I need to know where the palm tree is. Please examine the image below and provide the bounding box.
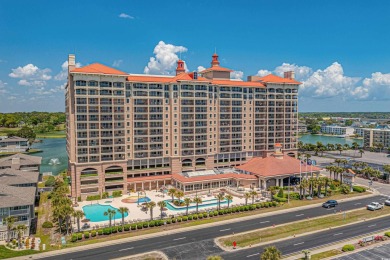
[225,194,233,208]
[250,190,257,204]
[336,144,343,155]
[168,188,176,202]
[359,149,364,158]
[147,201,156,220]
[3,216,16,242]
[317,177,325,197]
[216,193,225,210]
[301,179,309,199]
[323,177,330,196]
[175,190,184,205]
[157,201,166,219]
[334,166,344,183]
[384,165,390,182]
[183,198,192,215]
[193,197,202,213]
[334,158,342,167]
[261,246,282,260]
[118,207,129,226]
[74,210,84,232]
[104,209,116,227]
[16,224,27,249]
[244,192,251,205]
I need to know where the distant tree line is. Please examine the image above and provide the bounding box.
[299,112,390,120]
[0,112,65,133]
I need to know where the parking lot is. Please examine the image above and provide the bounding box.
[334,243,390,260]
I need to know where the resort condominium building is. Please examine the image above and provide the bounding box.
[363,128,390,148]
[66,53,300,199]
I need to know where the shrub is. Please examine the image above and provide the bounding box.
[142,222,149,228]
[198,213,203,219]
[272,201,277,207]
[193,215,198,220]
[77,233,83,240]
[112,190,122,198]
[289,192,300,200]
[272,195,287,203]
[182,216,188,221]
[342,244,355,252]
[244,206,250,211]
[111,226,118,233]
[137,224,143,229]
[118,226,123,232]
[188,215,193,220]
[385,231,390,237]
[42,221,53,228]
[213,210,219,215]
[123,224,130,231]
[103,228,111,235]
[130,224,136,230]
[77,196,82,202]
[71,234,78,242]
[44,176,56,187]
[250,205,256,210]
[102,192,109,199]
[218,210,224,215]
[166,219,172,224]
[256,204,261,209]
[340,184,350,194]
[203,213,208,218]
[149,221,155,227]
[98,229,103,235]
[277,188,284,198]
[177,217,182,222]
[353,186,366,193]
[171,218,176,223]
[86,195,101,201]
[209,212,214,217]
[91,230,96,237]
[84,232,90,239]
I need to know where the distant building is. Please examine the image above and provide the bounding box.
[0,154,41,241]
[363,129,390,148]
[298,122,307,133]
[354,128,365,137]
[321,125,354,136]
[0,136,29,153]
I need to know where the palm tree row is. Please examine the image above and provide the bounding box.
[298,176,331,199]
[298,141,363,157]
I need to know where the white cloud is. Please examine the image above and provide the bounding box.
[274,63,312,81]
[144,41,188,75]
[351,72,390,100]
[54,60,81,81]
[301,62,360,98]
[256,69,272,77]
[119,13,134,19]
[112,60,123,67]
[231,70,244,80]
[9,63,52,86]
[0,80,8,94]
[7,96,16,100]
[197,66,206,72]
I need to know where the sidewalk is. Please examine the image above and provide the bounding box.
[9,192,377,260]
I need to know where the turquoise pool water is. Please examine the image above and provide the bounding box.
[165,198,232,211]
[137,197,151,203]
[82,204,128,222]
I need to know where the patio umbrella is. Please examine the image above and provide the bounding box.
[81,219,90,223]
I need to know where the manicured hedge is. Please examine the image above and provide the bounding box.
[112,190,122,198]
[353,186,366,193]
[71,234,78,242]
[98,229,103,235]
[342,244,355,252]
[84,232,90,239]
[86,195,101,201]
[384,231,390,237]
[42,221,53,228]
[91,230,96,237]
[77,233,83,240]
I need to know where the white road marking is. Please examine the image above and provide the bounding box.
[246,253,260,258]
[173,237,186,241]
[368,224,376,227]
[294,242,304,246]
[295,214,304,217]
[354,203,362,205]
[334,233,343,236]
[259,221,270,224]
[118,247,134,251]
[220,228,231,232]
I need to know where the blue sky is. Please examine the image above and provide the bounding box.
[1,0,390,112]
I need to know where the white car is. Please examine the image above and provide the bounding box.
[385,199,390,206]
[367,202,384,211]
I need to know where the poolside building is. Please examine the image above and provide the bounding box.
[66,53,301,199]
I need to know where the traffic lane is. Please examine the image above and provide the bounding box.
[222,214,390,260]
[334,243,390,260]
[39,195,384,260]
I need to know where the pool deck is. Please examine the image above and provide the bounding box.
[73,190,263,230]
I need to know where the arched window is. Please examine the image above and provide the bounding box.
[105,165,123,174]
[182,159,192,167]
[195,158,206,166]
[75,80,86,86]
[80,168,98,177]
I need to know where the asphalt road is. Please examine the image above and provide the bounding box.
[35,195,384,260]
[222,213,390,260]
[334,242,390,260]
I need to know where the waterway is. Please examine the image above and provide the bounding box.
[29,135,363,176]
[31,138,67,175]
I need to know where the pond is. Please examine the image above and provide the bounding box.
[31,138,67,175]
[299,134,363,146]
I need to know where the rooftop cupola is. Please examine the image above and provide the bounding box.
[211,53,220,66]
[176,59,185,75]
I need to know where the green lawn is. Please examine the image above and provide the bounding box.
[310,249,342,260]
[36,131,65,138]
[0,246,39,259]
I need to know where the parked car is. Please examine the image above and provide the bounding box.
[322,200,338,208]
[367,202,384,211]
[384,199,390,206]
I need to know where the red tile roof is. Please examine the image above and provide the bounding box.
[127,75,174,83]
[236,155,321,177]
[200,66,233,73]
[172,173,257,183]
[71,63,127,75]
[258,74,301,84]
[127,175,172,182]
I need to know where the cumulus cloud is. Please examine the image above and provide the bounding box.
[144,41,188,75]
[351,72,390,100]
[9,63,52,86]
[112,60,123,67]
[197,66,206,72]
[256,69,272,77]
[274,63,312,81]
[301,62,360,98]
[119,13,134,19]
[231,70,244,80]
[54,60,81,81]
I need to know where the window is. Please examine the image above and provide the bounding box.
[75,80,86,86]
[88,81,98,86]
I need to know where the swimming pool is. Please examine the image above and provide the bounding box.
[137,197,151,203]
[164,198,232,211]
[82,204,128,222]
